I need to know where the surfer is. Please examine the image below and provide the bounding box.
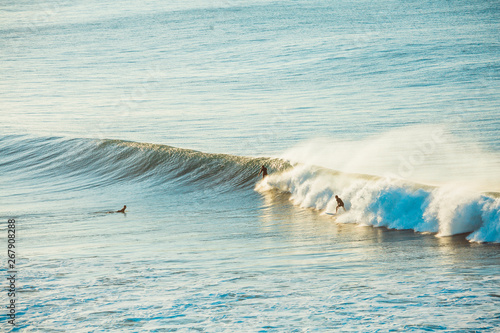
[258,165,268,179]
[335,195,346,213]
[116,205,127,213]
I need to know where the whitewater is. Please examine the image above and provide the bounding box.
[257,125,500,244]
[257,165,500,243]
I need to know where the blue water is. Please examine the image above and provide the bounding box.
[1,0,500,331]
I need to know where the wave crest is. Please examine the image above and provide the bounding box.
[1,135,291,191]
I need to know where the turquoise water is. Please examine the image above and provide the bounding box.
[1,0,499,331]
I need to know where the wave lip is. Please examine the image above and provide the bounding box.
[256,164,500,243]
[0,135,291,192]
[95,139,291,191]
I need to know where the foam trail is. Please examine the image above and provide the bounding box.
[256,164,500,243]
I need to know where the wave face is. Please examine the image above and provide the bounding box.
[1,135,290,192]
[256,164,500,243]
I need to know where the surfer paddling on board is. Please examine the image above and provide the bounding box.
[258,165,268,179]
[335,195,346,214]
[116,205,126,213]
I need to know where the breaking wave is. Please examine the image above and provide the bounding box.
[256,164,500,243]
[2,134,499,243]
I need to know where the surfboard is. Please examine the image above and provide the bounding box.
[326,211,346,216]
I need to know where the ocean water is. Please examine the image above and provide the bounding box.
[1,0,500,331]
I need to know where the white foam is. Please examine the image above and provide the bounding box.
[256,164,500,243]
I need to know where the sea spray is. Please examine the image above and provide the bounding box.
[280,125,500,193]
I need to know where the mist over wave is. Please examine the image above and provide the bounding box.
[280,125,500,193]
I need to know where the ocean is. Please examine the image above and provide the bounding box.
[1,0,499,331]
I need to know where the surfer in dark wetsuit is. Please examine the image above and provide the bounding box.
[258,165,268,179]
[335,195,346,213]
[116,205,126,213]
